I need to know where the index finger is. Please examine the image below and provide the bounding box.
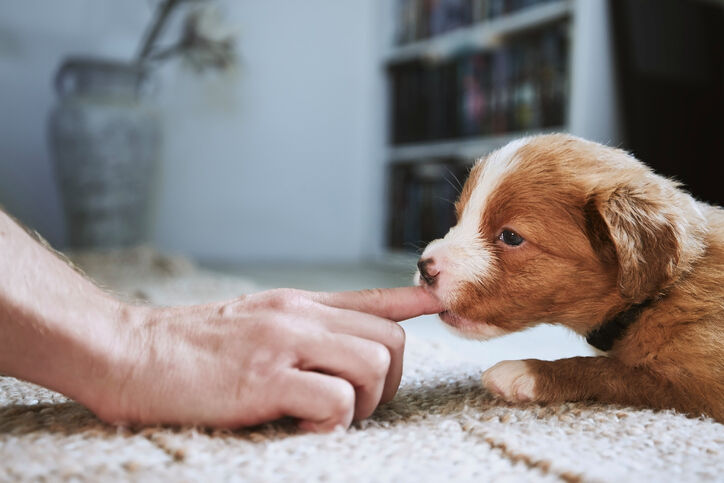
[311,286,443,322]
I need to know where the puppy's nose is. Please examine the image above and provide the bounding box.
[417,257,439,286]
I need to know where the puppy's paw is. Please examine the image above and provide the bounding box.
[482,360,537,403]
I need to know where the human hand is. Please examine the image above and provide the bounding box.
[92,287,442,432]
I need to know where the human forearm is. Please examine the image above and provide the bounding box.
[0,210,137,410]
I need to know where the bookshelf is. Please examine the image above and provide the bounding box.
[378,0,620,260]
[385,0,572,63]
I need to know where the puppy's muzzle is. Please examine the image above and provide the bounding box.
[417,257,439,286]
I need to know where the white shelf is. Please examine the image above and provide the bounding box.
[385,0,573,64]
[388,126,567,162]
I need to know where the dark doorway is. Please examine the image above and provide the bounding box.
[611,0,724,206]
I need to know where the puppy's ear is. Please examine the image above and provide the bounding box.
[586,185,689,301]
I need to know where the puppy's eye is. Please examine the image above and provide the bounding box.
[498,229,524,246]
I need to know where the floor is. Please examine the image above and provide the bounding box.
[203,261,594,370]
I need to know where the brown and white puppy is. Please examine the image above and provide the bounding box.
[415,133,724,422]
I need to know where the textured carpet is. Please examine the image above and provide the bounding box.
[1,249,722,482]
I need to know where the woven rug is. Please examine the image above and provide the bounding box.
[1,249,722,482]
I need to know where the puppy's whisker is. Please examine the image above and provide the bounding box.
[434,196,456,207]
[447,167,464,190]
[403,241,425,253]
[443,169,463,193]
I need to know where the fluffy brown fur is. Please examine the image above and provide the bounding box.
[416,134,724,422]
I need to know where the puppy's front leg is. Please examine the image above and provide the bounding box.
[482,357,683,410]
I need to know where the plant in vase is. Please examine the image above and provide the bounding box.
[49,0,236,249]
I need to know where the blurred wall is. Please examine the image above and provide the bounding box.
[0,1,382,262]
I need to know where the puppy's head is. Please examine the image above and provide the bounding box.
[415,134,706,338]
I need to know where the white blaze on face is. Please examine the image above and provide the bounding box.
[419,138,529,306]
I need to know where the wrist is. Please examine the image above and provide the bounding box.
[72,300,151,421]
[0,288,148,419]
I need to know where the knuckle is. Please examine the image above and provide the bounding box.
[253,288,306,311]
[387,323,406,353]
[266,289,295,310]
[328,381,355,423]
[217,295,249,316]
[367,344,392,378]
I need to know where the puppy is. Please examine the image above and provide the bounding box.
[415,133,724,422]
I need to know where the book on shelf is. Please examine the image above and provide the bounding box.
[389,21,568,145]
[387,159,472,251]
[394,0,561,46]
